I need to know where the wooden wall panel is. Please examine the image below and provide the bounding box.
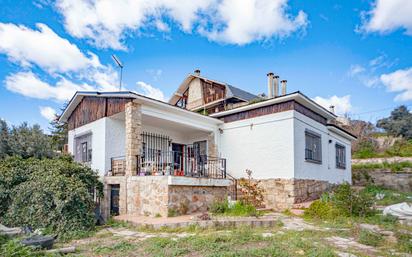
[107,98,131,117]
[202,81,226,104]
[219,100,327,125]
[68,97,132,130]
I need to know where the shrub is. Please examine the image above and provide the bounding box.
[238,169,265,207]
[331,183,374,217]
[304,200,337,220]
[358,229,383,247]
[0,239,38,257]
[0,156,103,237]
[167,208,178,217]
[210,199,229,214]
[210,200,259,217]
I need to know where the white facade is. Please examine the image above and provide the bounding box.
[66,92,354,184]
[218,110,352,183]
[293,111,352,184]
[219,111,295,179]
[68,118,107,176]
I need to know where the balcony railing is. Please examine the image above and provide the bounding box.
[109,151,226,179]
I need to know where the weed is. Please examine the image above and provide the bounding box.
[94,241,137,254]
[396,232,412,253]
[167,208,178,217]
[358,229,383,247]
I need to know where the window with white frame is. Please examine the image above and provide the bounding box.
[335,143,346,169]
[305,130,322,163]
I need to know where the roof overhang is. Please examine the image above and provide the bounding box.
[210,91,337,121]
[59,91,223,126]
[327,124,357,141]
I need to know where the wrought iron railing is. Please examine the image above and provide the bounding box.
[109,151,226,179]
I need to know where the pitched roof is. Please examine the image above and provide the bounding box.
[168,73,257,104]
[226,84,258,101]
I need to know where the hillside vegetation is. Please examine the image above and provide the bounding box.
[342,105,412,159]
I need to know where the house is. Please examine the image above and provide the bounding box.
[59,70,356,218]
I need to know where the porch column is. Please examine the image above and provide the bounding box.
[207,132,218,157]
[125,100,142,176]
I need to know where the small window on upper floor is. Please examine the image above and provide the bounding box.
[305,130,322,163]
[335,143,346,169]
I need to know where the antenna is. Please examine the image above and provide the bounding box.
[111,54,124,91]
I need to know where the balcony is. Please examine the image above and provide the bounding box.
[108,150,226,179]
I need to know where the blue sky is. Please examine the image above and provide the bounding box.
[1,0,412,132]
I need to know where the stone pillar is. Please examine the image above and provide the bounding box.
[207,132,218,157]
[125,100,142,176]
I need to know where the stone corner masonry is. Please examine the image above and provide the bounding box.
[259,178,331,210]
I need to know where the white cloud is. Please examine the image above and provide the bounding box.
[5,71,95,102]
[56,0,307,49]
[0,23,99,73]
[348,63,380,88]
[360,0,412,35]
[380,67,412,101]
[136,81,166,101]
[348,64,365,77]
[39,106,57,121]
[0,23,120,101]
[200,0,308,44]
[313,95,352,116]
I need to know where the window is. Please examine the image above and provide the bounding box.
[74,133,92,164]
[335,144,346,169]
[81,142,88,162]
[305,130,322,163]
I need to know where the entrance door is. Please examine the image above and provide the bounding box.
[172,143,184,175]
[110,184,120,216]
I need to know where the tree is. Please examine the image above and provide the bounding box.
[7,122,54,159]
[0,120,10,159]
[50,117,68,152]
[0,156,103,237]
[377,105,412,139]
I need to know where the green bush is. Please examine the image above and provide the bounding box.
[303,200,337,220]
[331,183,374,217]
[358,229,383,247]
[353,141,378,159]
[0,156,103,237]
[210,200,229,214]
[0,239,38,257]
[210,200,259,217]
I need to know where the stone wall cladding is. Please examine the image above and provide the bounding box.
[259,178,330,210]
[125,100,142,176]
[128,176,169,217]
[168,186,227,215]
[110,176,229,217]
[207,132,218,157]
[353,170,412,192]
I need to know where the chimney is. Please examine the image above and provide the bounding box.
[281,80,287,95]
[194,69,201,76]
[329,105,335,114]
[267,72,274,98]
[273,75,279,97]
